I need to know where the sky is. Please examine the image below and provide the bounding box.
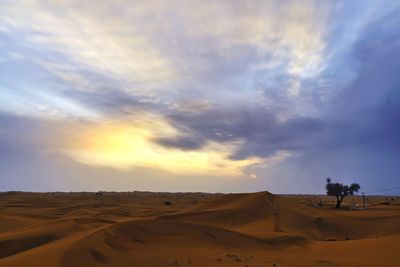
[1,0,400,194]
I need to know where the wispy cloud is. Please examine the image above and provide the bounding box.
[1,0,399,192]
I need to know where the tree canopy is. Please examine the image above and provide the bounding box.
[326,178,360,208]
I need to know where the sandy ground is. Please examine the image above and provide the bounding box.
[0,191,399,267]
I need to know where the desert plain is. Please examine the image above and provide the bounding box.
[0,191,399,267]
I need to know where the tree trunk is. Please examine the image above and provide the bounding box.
[335,196,341,208]
[335,195,345,208]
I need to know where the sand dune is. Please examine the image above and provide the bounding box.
[0,191,399,266]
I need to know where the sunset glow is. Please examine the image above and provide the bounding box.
[1,0,399,193]
[63,123,260,175]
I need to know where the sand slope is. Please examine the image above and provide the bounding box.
[0,191,399,267]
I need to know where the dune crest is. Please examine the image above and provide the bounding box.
[0,191,399,267]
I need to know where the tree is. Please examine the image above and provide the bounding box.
[325,178,360,208]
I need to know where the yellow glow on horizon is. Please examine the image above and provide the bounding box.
[63,121,260,176]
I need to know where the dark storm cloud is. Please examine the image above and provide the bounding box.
[330,10,400,149]
[157,8,400,168]
[154,135,206,151]
[254,9,400,192]
[161,105,323,159]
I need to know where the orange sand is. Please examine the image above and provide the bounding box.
[0,191,399,267]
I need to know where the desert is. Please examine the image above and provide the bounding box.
[1,1,400,266]
[0,191,399,267]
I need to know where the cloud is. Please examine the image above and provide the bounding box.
[154,135,206,151]
[0,112,261,177]
[62,121,261,176]
[251,7,400,193]
[1,1,400,192]
[0,1,332,97]
[1,1,175,83]
[63,87,162,118]
[160,104,323,160]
